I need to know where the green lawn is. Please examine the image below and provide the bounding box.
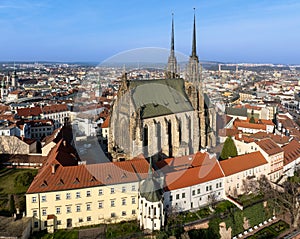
[0,168,37,214]
[209,201,274,238]
[0,168,37,194]
[31,229,79,239]
[106,221,142,238]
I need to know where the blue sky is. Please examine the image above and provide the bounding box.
[0,0,300,64]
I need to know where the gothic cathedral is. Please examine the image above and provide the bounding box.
[108,13,216,161]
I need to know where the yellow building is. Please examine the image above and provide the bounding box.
[26,140,149,232]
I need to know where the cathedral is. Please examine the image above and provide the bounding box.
[108,13,216,161]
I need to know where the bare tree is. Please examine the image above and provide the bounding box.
[208,191,219,209]
[242,177,258,195]
[258,175,300,228]
[0,136,23,162]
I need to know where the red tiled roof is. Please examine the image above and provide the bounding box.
[26,163,99,194]
[42,104,68,114]
[156,152,210,172]
[17,107,42,117]
[234,120,266,130]
[250,132,290,145]
[282,140,300,166]
[234,134,255,143]
[219,151,268,176]
[87,158,149,185]
[256,138,283,156]
[164,156,224,191]
[219,128,241,137]
[101,116,110,128]
[27,141,150,194]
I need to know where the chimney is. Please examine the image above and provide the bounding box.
[51,164,56,174]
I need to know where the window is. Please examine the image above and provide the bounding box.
[132,197,136,204]
[132,209,136,215]
[55,194,61,201]
[66,206,71,213]
[76,192,81,198]
[66,192,71,199]
[87,216,91,221]
[57,220,61,225]
[98,189,103,195]
[76,205,81,212]
[237,183,239,189]
[56,207,61,214]
[42,209,47,216]
[111,200,115,207]
[79,218,83,223]
[32,197,37,203]
[122,211,126,216]
[98,201,103,209]
[122,198,126,206]
[111,212,116,218]
[170,195,173,201]
[86,191,91,197]
[34,221,38,228]
[182,193,185,199]
[197,188,200,194]
[44,221,47,227]
[41,195,46,202]
[176,194,179,200]
[216,183,218,189]
[192,190,195,196]
[132,185,136,191]
[219,182,222,188]
[209,185,212,190]
[206,186,209,191]
[122,186,126,193]
[33,210,37,217]
[86,203,91,211]
[111,188,115,194]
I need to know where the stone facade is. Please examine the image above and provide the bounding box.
[108,14,216,161]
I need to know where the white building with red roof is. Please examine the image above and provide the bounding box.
[219,151,268,197]
[282,139,300,177]
[156,152,225,212]
[26,140,150,232]
[256,138,284,182]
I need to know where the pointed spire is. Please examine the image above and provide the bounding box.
[166,13,178,78]
[171,13,175,52]
[191,8,197,58]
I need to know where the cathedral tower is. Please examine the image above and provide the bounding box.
[186,10,199,84]
[166,14,178,79]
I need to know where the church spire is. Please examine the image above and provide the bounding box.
[186,9,199,84]
[166,13,178,78]
[171,13,175,52]
[191,8,197,58]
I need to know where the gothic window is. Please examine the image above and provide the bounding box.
[178,120,182,144]
[188,86,192,97]
[143,125,148,156]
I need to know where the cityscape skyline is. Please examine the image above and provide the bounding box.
[0,0,300,64]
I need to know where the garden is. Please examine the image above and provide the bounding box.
[0,168,37,216]
[247,220,289,239]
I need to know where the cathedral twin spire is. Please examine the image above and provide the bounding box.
[166,9,200,82]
